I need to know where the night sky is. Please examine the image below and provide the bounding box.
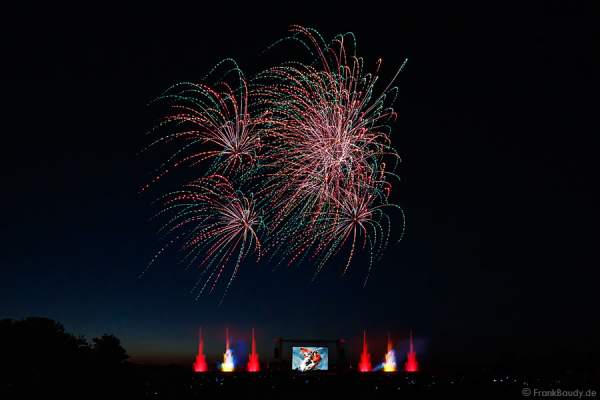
[1,3,598,368]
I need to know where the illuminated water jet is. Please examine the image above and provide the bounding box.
[404,330,419,373]
[247,328,260,372]
[221,328,235,372]
[382,333,397,372]
[192,327,208,372]
[358,330,372,372]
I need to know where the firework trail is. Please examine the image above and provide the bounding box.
[143,26,406,301]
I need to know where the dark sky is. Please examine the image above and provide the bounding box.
[1,3,598,368]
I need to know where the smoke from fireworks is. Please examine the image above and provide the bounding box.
[142,26,407,301]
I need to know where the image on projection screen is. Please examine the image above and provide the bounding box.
[291,346,329,371]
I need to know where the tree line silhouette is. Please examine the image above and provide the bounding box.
[0,317,134,398]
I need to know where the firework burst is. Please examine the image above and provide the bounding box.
[252,25,406,275]
[142,26,406,301]
[154,175,262,303]
[140,61,264,193]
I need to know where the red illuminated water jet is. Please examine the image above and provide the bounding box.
[404,330,419,373]
[247,328,260,372]
[192,327,208,372]
[358,330,372,372]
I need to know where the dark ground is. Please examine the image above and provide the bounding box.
[1,317,598,399]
